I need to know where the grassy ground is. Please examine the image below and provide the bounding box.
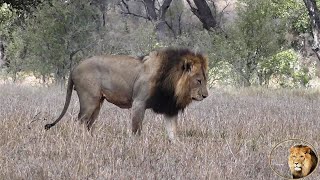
[1,84,320,179]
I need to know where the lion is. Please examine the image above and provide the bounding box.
[45,48,208,141]
[288,145,318,179]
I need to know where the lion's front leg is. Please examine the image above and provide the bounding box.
[164,115,178,142]
[131,101,146,135]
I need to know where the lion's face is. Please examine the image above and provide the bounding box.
[189,63,208,101]
[289,148,308,172]
[288,145,315,178]
[174,54,208,107]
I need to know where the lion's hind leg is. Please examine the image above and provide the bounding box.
[77,90,102,131]
[86,98,104,130]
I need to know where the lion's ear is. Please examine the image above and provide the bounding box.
[149,51,158,57]
[289,147,294,153]
[183,60,193,72]
[305,147,311,154]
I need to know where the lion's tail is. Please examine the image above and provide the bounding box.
[44,75,74,130]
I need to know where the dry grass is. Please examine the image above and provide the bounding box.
[1,85,320,179]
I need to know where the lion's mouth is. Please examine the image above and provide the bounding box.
[192,97,203,101]
[294,166,302,171]
[192,95,205,101]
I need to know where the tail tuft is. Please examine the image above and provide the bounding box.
[44,123,54,130]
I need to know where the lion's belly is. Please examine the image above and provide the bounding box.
[99,71,136,109]
[102,90,132,109]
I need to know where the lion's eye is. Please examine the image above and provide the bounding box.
[300,155,304,158]
[197,79,202,84]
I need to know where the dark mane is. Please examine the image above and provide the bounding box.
[146,47,207,116]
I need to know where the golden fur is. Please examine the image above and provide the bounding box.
[288,145,318,179]
[45,48,208,141]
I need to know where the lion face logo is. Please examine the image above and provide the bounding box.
[290,149,307,171]
[288,145,318,179]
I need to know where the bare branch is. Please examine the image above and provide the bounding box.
[159,0,172,20]
[221,1,231,14]
[186,0,200,18]
[156,0,161,12]
[178,12,182,35]
[121,12,150,20]
[144,0,157,20]
[119,0,150,20]
[165,21,176,38]
[218,1,230,26]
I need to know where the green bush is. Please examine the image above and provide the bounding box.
[257,49,312,87]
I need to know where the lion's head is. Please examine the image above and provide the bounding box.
[288,145,318,179]
[145,48,208,116]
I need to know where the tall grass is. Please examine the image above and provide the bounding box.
[0,85,320,179]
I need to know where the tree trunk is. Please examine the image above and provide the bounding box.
[144,0,172,41]
[92,0,108,28]
[242,69,252,87]
[0,40,6,67]
[303,0,320,62]
[55,66,66,88]
[120,0,172,41]
[186,0,217,31]
[155,20,167,41]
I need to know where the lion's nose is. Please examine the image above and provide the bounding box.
[202,89,208,99]
[295,162,298,165]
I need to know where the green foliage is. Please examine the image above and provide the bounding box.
[166,0,184,36]
[0,3,12,25]
[210,0,286,86]
[1,0,318,88]
[92,21,158,56]
[258,49,311,87]
[270,0,300,18]
[0,3,17,40]
[5,0,100,83]
[271,0,320,34]
[1,0,43,13]
[5,27,25,81]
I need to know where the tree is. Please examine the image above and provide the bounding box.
[5,27,25,81]
[5,0,100,85]
[0,3,24,69]
[0,3,12,67]
[91,0,111,29]
[119,0,172,41]
[186,0,217,31]
[302,0,320,61]
[0,40,4,66]
[257,49,311,87]
[212,0,287,86]
[166,0,184,37]
[0,0,42,13]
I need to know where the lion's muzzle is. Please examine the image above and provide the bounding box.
[294,163,302,171]
[202,88,208,99]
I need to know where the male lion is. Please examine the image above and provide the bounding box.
[45,48,208,141]
[288,145,318,179]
